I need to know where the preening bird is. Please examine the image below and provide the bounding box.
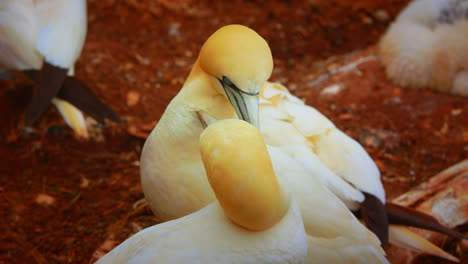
[0,0,118,138]
[96,119,309,264]
[141,24,463,262]
[379,0,468,96]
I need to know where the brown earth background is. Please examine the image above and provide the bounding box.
[1,0,467,263]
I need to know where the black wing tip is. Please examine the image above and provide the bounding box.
[93,107,121,123]
[57,76,121,123]
[361,192,390,247]
[21,64,121,127]
[24,64,68,126]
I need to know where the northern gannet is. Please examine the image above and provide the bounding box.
[141,24,462,262]
[379,0,468,96]
[141,25,270,221]
[0,0,119,138]
[96,119,308,264]
[258,81,465,262]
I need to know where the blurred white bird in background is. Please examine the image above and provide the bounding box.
[0,0,118,138]
[379,0,468,96]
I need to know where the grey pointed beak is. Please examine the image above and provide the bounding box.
[220,77,260,129]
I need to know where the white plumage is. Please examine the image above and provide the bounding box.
[0,0,42,70]
[260,82,385,210]
[268,145,388,263]
[35,0,87,68]
[98,119,309,264]
[96,202,308,264]
[0,0,87,70]
[379,0,468,96]
[0,0,93,138]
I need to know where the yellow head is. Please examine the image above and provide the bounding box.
[199,119,288,231]
[198,25,273,128]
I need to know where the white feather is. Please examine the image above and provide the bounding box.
[379,0,468,96]
[307,236,389,264]
[260,82,385,205]
[35,0,87,68]
[0,0,42,69]
[268,145,383,253]
[96,202,308,264]
[0,0,87,70]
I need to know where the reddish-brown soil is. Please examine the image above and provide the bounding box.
[1,0,466,263]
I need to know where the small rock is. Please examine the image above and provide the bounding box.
[452,108,462,116]
[123,63,134,70]
[387,97,401,104]
[23,126,35,134]
[168,22,181,39]
[125,73,135,83]
[338,113,353,120]
[321,84,343,96]
[374,9,390,22]
[35,193,55,206]
[359,129,399,149]
[135,54,151,66]
[80,177,90,188]
[175,59,187,67]
[126,90,141,107]
[361,16,373,24]
[439,122,449,134]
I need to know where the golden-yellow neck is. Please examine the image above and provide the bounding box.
[200,120,288,231]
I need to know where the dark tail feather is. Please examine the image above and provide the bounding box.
[361,192,389,247]
[57,76,120,123]
[386,203,468,240]
[25,63,67,125]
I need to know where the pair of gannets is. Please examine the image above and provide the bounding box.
[139,25,460,262]
[139,25,387,263]
[379,0,468,96]
[97,119,309,263]
[0,0,118,138]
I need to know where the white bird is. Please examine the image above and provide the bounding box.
[379,0,468,96]
[96,119,309,264]
[258,81,464,262]
[0,0,118,138]
[141,24,462,262]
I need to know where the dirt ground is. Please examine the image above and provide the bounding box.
[1,0,467,263]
